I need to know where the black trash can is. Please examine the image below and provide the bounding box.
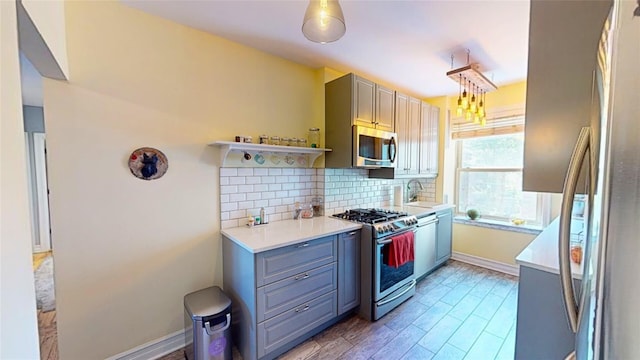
[184,286,232,360]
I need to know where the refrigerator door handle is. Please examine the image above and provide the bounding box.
[559,126,591,334]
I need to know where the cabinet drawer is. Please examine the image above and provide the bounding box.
[257,291,337,358]
[257,263,336,322]
[256,235,337,286]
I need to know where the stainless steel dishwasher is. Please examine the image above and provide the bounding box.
[414,213,438,280]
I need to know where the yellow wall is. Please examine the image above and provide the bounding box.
[44,1,323,358]
[453,224,536,265]
[0,1,41,357]
[432,80,542,266]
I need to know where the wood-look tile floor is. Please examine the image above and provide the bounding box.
[161,260,518,360]
[37,309,58,360]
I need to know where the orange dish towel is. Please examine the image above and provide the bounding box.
[387,231,415,268]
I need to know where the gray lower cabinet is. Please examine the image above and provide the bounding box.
[223,231,359,360]
[257,291,337,358]
[338,230,360,315]
[435,208,453,265]
[257,263,337,323]
[515,265,581,359]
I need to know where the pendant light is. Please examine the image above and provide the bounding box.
[461,79,469,109]
[456,74,463,117]
[470,84,477,113]
[302,0,346,44]
[447,50,498,125]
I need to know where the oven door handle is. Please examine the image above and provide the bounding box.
[376,229,417,245]
[376,279,416,307]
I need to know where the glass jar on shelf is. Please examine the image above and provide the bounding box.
[308,128,320,148]
[269,136,280,146]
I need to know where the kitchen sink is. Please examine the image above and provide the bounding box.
[404,201,440,208]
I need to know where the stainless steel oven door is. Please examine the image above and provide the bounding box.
[374,229,416,301]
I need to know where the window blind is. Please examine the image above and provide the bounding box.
[450,104,525,139]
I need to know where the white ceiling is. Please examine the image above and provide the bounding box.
[122,0,531,98]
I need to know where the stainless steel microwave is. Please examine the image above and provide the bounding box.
[353,125,397,168]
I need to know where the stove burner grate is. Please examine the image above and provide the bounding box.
[332,208,409,224]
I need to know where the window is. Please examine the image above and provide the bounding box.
[452,113,547,227]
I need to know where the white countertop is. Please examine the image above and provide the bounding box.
[515,217,583,279]
[391,202,456,217]
[221,216,362,253]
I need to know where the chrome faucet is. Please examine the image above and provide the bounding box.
[406,179,424,203]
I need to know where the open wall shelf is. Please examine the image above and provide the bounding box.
[209,141,332,168]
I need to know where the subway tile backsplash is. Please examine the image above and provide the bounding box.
[219,168,436,229]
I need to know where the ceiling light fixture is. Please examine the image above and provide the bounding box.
[302,0,346,44]
[448,50,497,125]
[456,74,463,117]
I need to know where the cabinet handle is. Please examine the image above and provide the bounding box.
[348,231,357,235]
[296,242,310,248]
[295,305,310,313]
[294,273,310,280]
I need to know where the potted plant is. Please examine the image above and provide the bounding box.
[466,208,480,220]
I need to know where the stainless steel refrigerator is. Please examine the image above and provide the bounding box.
[558,1,640,359]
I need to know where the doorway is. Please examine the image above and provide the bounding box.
[21,53,58,360]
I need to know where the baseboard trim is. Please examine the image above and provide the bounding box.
[106,328,186,360]
[451,252,520,276]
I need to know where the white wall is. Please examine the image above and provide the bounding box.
[0,1,41,358]
[20,0,68,79]
[43,1,324,358]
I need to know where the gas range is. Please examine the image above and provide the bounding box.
[332,208,417,239]
[334,208,418,321]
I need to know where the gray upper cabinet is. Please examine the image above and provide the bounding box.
[353,76,375,127]
[326,73,396,169]
[329,73,395,131]
[394,95,437,178]
[375,84,395,132]
[338,230,360,315]
[419,102,439,176]
[395,93,420,176]
[523,0,611,193]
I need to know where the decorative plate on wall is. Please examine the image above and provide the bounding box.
[128,147,168,181]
